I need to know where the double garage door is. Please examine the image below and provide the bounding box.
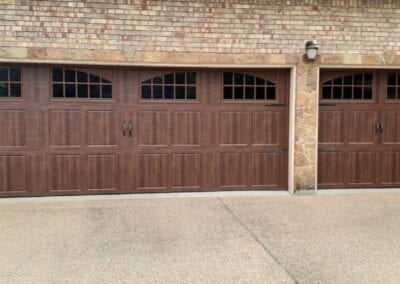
[319,70,400,188]
[0,65,289,197]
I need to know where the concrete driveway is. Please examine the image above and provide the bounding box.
[1,193,400,283]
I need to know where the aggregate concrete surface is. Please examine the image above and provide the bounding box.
[0,193,399,283]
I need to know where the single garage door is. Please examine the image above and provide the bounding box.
[0,65,289,197]
[318,70,400,188]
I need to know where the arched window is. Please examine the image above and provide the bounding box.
[52,68,112,99]
[387,72,400,100]
[321,73,373,100]
[0,67,22,98]
[223,72,276,100]
[141,71,197,100]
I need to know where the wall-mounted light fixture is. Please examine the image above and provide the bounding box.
[305,41,318,60]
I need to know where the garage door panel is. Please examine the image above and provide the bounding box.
[251,111,280,146]
[172,111,201,146]
[86,110,117,146]
[348,110,377,145]
[87,154,117,190]
[49,154,81,192]
[218,152,248,187]
[138,111,168,146]
[252,152,283,188]
[49,110,81,146]
[0,110,26,147]
[381,111,400,145]
[380,151,400,185]
[318,151,346,187]
[172,153,201,188]
[319,110,344,145]
[0,155,27,193]
[348,152,376,185]
[219,111,249,146]
[138,153,167,190]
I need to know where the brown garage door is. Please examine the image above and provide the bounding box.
[0,65,289,197]
[318,70,400,188]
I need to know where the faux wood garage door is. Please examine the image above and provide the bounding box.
[0,65,289,197]
[318,70,400,188]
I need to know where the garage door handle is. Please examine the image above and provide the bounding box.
[122,120,127,137]
[266,148,287,153]
[318,147,336,152]
[128,120,133,137]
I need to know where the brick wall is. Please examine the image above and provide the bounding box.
[1,0,400,55]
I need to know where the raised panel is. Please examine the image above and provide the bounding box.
[49,110,81,146]
[348,111,376,145]
[172,111,200,145]
[138,111,168,146]
[381,111,400,145]
[252,153,282,187]
[348,152,375,185]
[86,111,117,146]
[318,151,346,186]
[252,111,280,146]
[49,155,81,192]
[138,154,167,189]
[219,111,248,145]
[0,155,27,193]
[380,151,400,185]
[0,110,26,146]
[87,154,117,190]
[319,111,344,144]
[218,152,247,187]
[172,153,200,188]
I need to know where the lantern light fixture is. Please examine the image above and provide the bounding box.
[305,40,318,60]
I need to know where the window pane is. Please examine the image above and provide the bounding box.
[234,86,244,99]
[245,87,254,99]
[223,72,233,84]
[333,87,342,99]
[152,76,162,84]
[153,85,162,99]
[322,86,332,99]
[323,80,332,86]
[267,87,276,100]
[10,83,21,97]
[354,87,362,99]
[256,87,265,100]
[388,73,397,85]
[65,84,76,98]
[142,85,151,99]
[234,73,244,85]
[256,77,265,85]
[176,86,185,99]
[267,80,275,86]
[364,73,373,85]
[0,83,8,97]
[102,85,112,98]
[223,87,233,99]
[65,70,76,82]
[343,87,352,99]
[10,68,21,81]
[164,73,174,84]
[78,85,88,98]
[142,79,151,84]
[187,86,196,99]
[354,74,363,85]
[0,68,8,81]
[175,72,185,84]
[90,85,100,98]
[186,72,196,84]
[53,84,63,97]
[387,87,396,100]
[52,68,63,82]
[363,87,372,100]
[101,78,111,84]
[333,77,342,85]
[89,74,100,83]
[77,71,88,82]
[343,75,352,85]
[164,86,174,99]
[245,74,254,85]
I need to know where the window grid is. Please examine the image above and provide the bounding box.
[141,72,197,100]
[222,72,276,101]
[322,73,373,100]
[387,73,400,100]
[0,67,22,98]
[52,68,112,99]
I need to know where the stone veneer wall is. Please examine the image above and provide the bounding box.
[1,0,400,191]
